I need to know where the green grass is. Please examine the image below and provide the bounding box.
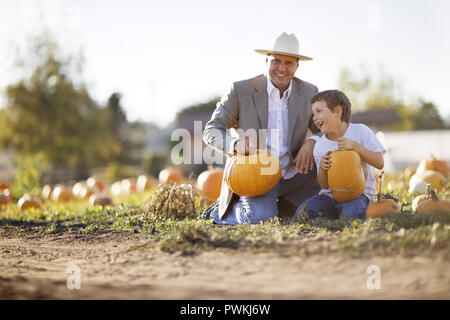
[0,182,449,259]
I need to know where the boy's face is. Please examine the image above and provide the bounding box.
[312,100,343,134]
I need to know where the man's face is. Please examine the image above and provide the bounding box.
[266,54,299,91]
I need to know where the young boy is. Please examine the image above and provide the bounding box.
[297,90,385,220]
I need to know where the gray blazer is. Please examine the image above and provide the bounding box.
[203,74,319,219]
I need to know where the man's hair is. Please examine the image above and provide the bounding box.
[311,90,352,123]
[267,53,299,63]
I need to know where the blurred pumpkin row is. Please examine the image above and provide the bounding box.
[0,167,225,210]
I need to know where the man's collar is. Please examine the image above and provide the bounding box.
[266,76,292,99]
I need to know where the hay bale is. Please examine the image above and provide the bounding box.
[145,183,204,219]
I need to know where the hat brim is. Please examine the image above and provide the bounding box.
[255,49,313,61]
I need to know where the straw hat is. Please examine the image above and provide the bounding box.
[255,32,312,61]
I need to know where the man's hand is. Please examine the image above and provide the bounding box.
[294,139,316,174]
[337,137,358,150]
[234,137,257,155]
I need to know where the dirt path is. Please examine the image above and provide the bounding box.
[0,230,449,299]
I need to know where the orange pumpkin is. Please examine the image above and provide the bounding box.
[72,182,85,198]
[51,185,74,202]
[18,195,42,210]
[328,150,365,203]
[120,179,137,196]
[159,168,183,185]
[42,185,54,200]
[416,155,449,178]
[416,189,450,214]
[197,168,224,203]
[0,183,11,197]
[412,184,433,212]
[0,194,11,206]
[111,181,122,196]
[136,175,155,193]
[366,171,401,218]
[89,194,113,207]
[86,177,107,193]
[409,170,448,192]
[79,186,96,200]
[225,149,281,197]
[366,197,401,218]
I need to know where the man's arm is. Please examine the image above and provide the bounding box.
[293,114,322,174]
[203,83,239,156]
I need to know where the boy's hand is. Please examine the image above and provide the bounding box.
[337,137,358,150]
[320,151,332,171]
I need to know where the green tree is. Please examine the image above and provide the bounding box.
[0,33,119,174]
[105,92,133,164]
[412,101,446,130]
[337,66,416,130]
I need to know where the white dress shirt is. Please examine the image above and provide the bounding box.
[265,79,299,179]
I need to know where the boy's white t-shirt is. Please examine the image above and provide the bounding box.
[313,123,386,202]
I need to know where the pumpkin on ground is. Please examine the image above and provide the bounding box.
[72,182,86,198]
[79,186,96,200]
[416,155,449,178]
[327,150,365,203]
[0,183,11,197]
[409,170,448,192]
[18,195,42,210]
[42,185,54,200]
[159,168,183,185]
[415,189,450,214]
[409,180,428,194]
[0,194,11,206]
[366,196,401,218]
[225,149,281,197]
[51,185,74,202]
[197,168,224,203]
[111,181,122,196]
[89,194,113,207]
[366,171,401,218]
[120,179,137,196]
[412,184,433,212]
[86,177,107,193]
[136,175,156,193]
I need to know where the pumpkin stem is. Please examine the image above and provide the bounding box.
[376,170,384,202]
[426,184,431,195]
[430,188,439,202]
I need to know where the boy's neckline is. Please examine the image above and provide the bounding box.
[324,122,351,141]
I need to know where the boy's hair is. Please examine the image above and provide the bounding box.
[311,90,352,123]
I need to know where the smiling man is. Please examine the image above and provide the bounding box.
[202,32,321,225]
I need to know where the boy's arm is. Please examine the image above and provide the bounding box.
[337,137,384,170]
[317,166,329,189]
[316,151,331,189]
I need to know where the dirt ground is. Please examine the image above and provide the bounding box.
[0,229,449,300]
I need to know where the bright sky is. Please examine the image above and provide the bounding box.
[1,0,449,127]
